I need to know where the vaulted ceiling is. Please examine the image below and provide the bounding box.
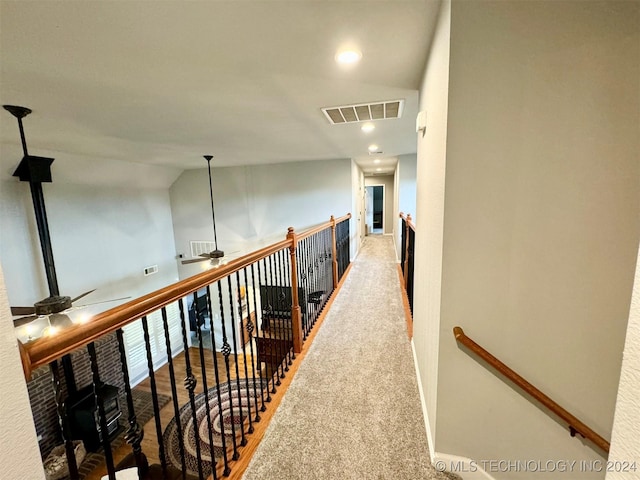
[1,1,440,181]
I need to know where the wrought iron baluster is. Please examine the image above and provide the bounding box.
[141,316,168,477]
[257,258,273,401]
[87,342,116,480]
[161,306,187,478]
[177,297,206,480]
[197,288,224,477]
[401,217,407,278]
[236,271,255,434]
[319,230,326,309]
[227,274,247,448]
[244,266,262,421]
[267,253,283,384]
[327,227,334,296]
[116,329,148,479]
[250,262,267,412]
[344,219,351,274]
[276,248,291,372]
[300,237,311,338]
[310,232,320,328]
[49,360,80,480]
[283,248,295,361]
[215,280,239,462]
[408,227,415,314]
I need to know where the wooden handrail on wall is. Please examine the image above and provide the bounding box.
[453,326,610,454]
[18,214,351,379]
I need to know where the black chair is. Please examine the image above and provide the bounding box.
[188,293,209,333]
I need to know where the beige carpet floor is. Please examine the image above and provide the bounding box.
[242,235,457,480]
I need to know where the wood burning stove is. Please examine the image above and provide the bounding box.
[66,383,123,452]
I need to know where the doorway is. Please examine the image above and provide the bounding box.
[365,185,384,235]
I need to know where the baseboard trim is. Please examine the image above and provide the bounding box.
[411,339,435,462]
[411,341,495,480]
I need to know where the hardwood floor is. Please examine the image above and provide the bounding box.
[83,345,262,480]
[82,263,352,480]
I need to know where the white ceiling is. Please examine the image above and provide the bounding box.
[0,1,440,180]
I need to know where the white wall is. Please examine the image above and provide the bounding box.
[398,154,417,221]
[606,246,640,480]
[169,158,352,352]
[413,0,451,459]
[421,1,640,477]
[365,175,395,235]
[170,158,353,280]
[0,180,180,319]
[0,266,45,479]
[607,245,640,479]
[396,154,417,260]
[351,160,364,259]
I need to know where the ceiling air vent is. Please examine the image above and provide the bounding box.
[322,99,405,125]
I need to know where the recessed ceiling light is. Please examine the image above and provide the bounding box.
[368,144,379,152]
[376,168,382,172]
[335,49,362,64]
[373,159,381,164]
[361,123,375,133]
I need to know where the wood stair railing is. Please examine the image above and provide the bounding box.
[453,326,610,455]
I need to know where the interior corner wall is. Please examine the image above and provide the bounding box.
[398,154,417,222]
[170,158,352,280]
[396,154,417,260]
[351,160,365,259]
[607,243,640,480]
[0,266,45,479]
[364,175,395,235]
[413,0,451,456]
[434,1,640,476]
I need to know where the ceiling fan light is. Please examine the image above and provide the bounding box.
[361,123,375,133]
[335,49,362,65]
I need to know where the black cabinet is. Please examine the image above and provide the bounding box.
[66,383,122,452]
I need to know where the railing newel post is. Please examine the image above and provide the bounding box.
[287,227,303,354]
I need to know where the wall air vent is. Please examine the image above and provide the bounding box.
[144,265,158,276]
[190,240,216,258]
[322,99,405,125]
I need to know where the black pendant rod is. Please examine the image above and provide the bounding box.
[3,105,31,156]
[17,115,29,156]
[30,182,60,297]
[204,155,219,251]
[4,105,60,298]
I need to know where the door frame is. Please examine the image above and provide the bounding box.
[365,183,386,234]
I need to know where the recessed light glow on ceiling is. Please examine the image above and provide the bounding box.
[368,144,379,152]
[335,49,362,64]
[376,168,382,172]
[361,123,375,133]
[373,159,381,164]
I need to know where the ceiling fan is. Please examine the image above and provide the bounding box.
[181,155,237,267]
[4,105,127,338]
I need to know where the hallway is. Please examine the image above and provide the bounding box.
[242,236,454,479]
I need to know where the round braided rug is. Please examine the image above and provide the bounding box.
[162,378,264,477]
